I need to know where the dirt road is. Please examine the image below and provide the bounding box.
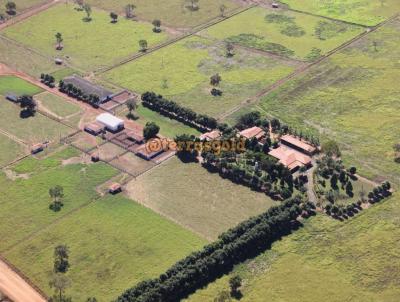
[0,258,46,302]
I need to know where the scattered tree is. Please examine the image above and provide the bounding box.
[125,4,136,18]
[330,173,338,190]
[110,12,118,23]
[75,0,84,10]
[321,139,341,157]
[214,291,231,302]
[55,32,63,50]
[139,39,148,52]
[394,143,400,163]
[186,0,200,11]
[49,273,71,302]
[49,185,64,212]
[210,73,222,96]
[219,4,227,17]
[86,298,98,302]
[143,122,160,140]
[152,19,161,33]
[372,41,378,52]
[54,245,70,273]
[83,3,92,21]
[226,42,234,57]
[345,181,354,197]
[229,275,242,299]
[126,98,137,119]
[5,1,16,15]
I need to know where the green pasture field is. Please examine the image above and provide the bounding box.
[126,157,277,240]
[0,96,74,144]
[0,36,65,77]
[187,194,400,301]
[119,105,200,138]
[281,0,400,26]
[85,0,241,28]
[35,92,82,118]
[0,75,42,96]
[199,6,364,60]
[0,0,47,14]
[3,187,205,301]
[103,36,296,117]
[251,18,400,185]
[1,3,170,70]
[0,133,26,166]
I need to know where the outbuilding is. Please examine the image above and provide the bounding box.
[31,143,44,154]
[109,183,122,194]
[84,122,105,136]
[96,113,124,132]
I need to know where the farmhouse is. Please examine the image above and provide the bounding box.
[269,145,312,172]
[239,126,267,140]
[84,122,105,136]
[280,134,317,156]
[63,75,113,103]
[200,130,221,141]
[96,113,124,132]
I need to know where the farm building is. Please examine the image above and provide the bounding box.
[239,126,267,140]
[200,130,221,141]
[109,90,135,104]
[127,130,144,144]
[109,183,122,194]
[280,135,317,156]
[6,93,19,103]
[269,146,312,172]
[63,75,113,103]
[84,122,105,136]
[96,113,124,132]
[135,144,163,161]
[31,143,44,154]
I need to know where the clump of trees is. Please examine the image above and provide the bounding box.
[116,196,314,302]
[5,1,16,15]
[142,92,221,132]
[59,80,100,108]
[229,276,242,299]
[143,122,160,140]
[40,74,56,88]
[49,185,64,212]
[49,245,71,302]
[19,95,37,118]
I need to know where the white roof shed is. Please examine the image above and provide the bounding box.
[96,113,124,132]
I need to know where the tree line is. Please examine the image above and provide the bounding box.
[116,196,315,302]
[59,80,101,108]
[141,92,221,132]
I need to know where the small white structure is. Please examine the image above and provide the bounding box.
[96,113,124,132]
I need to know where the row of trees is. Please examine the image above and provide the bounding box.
[142,92,220,132]
[117,196,314,302]
[59,80,101,108]
[40,73,56,88]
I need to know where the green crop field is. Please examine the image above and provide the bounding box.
[1,3,170,70]
[35,92,82,118]
[281,0,400,27]
[0,133,26,166]
[0,149,205,301]
[200,6,365,60]
[248,18,400,185]
[85,0,241,28]
[187,194,400,301]
[0,96,74,144]
[103,36,296,117]
[126,157,277,240]
[0,76,42,96]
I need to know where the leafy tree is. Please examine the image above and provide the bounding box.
[210,73,222,96]
[126,98,137,119]
[186,0,199,11]
[86,298,98,302]
[19,95,37,117]
[348,166,357,175]
[83,3,92,21]
[54,245,70,273]
[229,275,242,299]
[55,32,63,50]
[125,4,136,18]
[220,4,227,17]
[110,12,118,23]
[322,139,341,157]
[143,122,159,140]
[330,173,338,190]
[393,143,400,163]
[214,291,231,302]
[226,42,234,57]
[75,0,84,10]
[345,181,354,197]
[49,185,64,212]
[5,1,16,15]
[152,19,161,32]
[49,273,71,302]
[139,39,148,52]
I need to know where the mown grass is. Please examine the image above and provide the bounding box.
[0,75,43,96]
[85,0,241,28]
[1,3,170,70]
[200,6,364,60]
[252,19,400,185]
[103,36,296,117]
[0,132,26,166]
[35,92,81,118]
[0,96,74,144]
[187,193,400,301]
[3,184,205,302]
[281,0,400,26]
[126,157,278,240]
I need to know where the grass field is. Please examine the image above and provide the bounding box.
[85,0,241,28]
[0,96,74,144]
[35,92,82,118]
[281,0,400,26]
[0,133,26,166]
[0,149,205,301]
[0,76,43,96]
[126,157,277,240]
[103,36,296,117]
[249,18,400,185]
[0,0,47,14]
[119,105,200,138]
[1,3,170,70]
[187,193,400,301]
[200,6,365,60]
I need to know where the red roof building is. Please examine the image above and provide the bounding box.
[239,126,266,140]
[269,146,312,172]
[280,135,317,155]
[200,130,221,141]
